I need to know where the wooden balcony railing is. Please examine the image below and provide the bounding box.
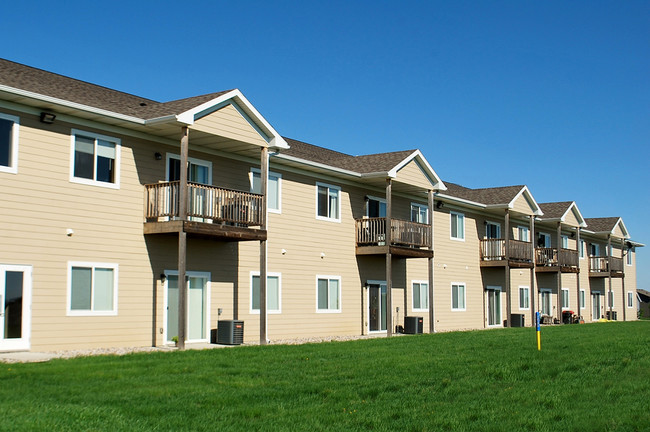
[480,239,532,262]
[356,217,431,248]
[144,181,263,226]
[535,248,579,268]
[589,256,624,274]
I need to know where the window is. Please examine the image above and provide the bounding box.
[608,290,614,308]
[366,197,386,218]
[561,235,569,249]
[251,168,282,213]
[0,112,19,174]
[517,226,529,242]
[519,286,530,309]
[579,240,586,259]
[485,222,501,239]
[411,203,428,224]
[167,154,212,184]
[316,183,340,222]
[580,289,586,309]
[627,292,634,308]
[561,288,570,310]
[537,233,551,248]
[450,212,465,241]
[451,283,466,311]
[412,281,429,311]
[590,243,600,257]
[251,272,281,313]
[626,248,633,266]
[68,262,118,316]
[70,130,120,188]
[317,276,341,312]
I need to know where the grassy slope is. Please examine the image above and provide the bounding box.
[1,322,649,431]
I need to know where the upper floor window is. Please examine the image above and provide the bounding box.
[250,168,282,213]
[411,203,428,224]
[537,232,551,248]
[412,281,429,311]
[517,226,529,242]
[70,129,120,188]
[0,112,19,174]
[450,212,465,241]
[317,276,341,313]
[627,292,634,308]
[579,240,586,259]
[590,243,600,257]
[316,183,340,222]
[561,235,569,249]
[366,196,386,218]
[68,262,118,316]
[626,248,633,266]
[167,154,211,184]
[485,222,501,239]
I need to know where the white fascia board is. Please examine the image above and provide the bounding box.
[628,240,645,248]
[273,153,361,178]
[0,84,145,124]
[435,193,486,210]
[508,186,543,216]
[616,218,630,238]
[174,89,289,150]
[564,202,588,227]
[388,150,447,191]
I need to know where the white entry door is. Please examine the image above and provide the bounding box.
[0,265,32,351]
[165,272,210,343]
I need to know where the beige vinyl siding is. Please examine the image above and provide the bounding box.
[395,159,435,190]
[563,208,582,227]
[510,193,537,215]
[191,104,267,148]
[612,223,626,239]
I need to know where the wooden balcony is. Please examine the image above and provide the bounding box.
[355,217,433,258]
[589,256,624,278]
[535,248,580,273]
[479,239,533,268]
[143,181,266,241]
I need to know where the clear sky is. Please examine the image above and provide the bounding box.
[3,1,648,289]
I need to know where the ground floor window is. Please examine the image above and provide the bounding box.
[68,262,117,315]
[561,288,570,310]
[580,290,586,309]
[317,276,341,312]
[627,291,634,308]
[451,283,466,311]
[251,272,281,313]
[412,281,429,311]
[519,286,529,309]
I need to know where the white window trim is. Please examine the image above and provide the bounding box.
[166,153,213,184]
[0,112,19,174]
[162,270,211,344]
[626,250,633,266]
[315,275,342,313]
[627,291,634,308]
[451,282,466,311]
[485,221,501,239]
[538,232,552,248]
[579,240,586,259]
[608,290,614,308]
[67,261,118,316]
[69,129,121,189]
[411,280,429,312]
[517,226,530,242]
[561,288,570,310]
[519,286,530,310]
[411,202,429,224]
[561,235,569,249]
[315,182,341,223]
[580,289,586,309]
[450,211,465,242]
[486,285,502,327]
[250,271,282,314]
[250,167,282,214]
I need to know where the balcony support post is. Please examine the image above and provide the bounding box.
[385,178,393,337]
[608,235,612,319]
[530,215,536,326]
[260,147,268,345]
[576,227,581,319]
[177,126,189,350]
[428,190,435,333]
[556,222,562,323]
[621,238,626,321]
[504,209,511,327]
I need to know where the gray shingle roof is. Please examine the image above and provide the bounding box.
[585,217,620,233]
[282,137,415,174]
[0,58,231,119]
[442,182,525,205]
[538,201,573,219]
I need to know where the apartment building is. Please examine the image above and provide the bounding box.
[0,58,642,352]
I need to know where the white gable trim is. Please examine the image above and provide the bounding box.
[507,186,543,215]
[387,150,447,191]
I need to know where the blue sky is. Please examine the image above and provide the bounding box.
[3,1,648,289]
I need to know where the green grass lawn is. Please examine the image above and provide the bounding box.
[1,322,649,431]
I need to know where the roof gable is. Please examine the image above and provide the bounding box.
[538,201,587,227]
[585,217,630,238]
